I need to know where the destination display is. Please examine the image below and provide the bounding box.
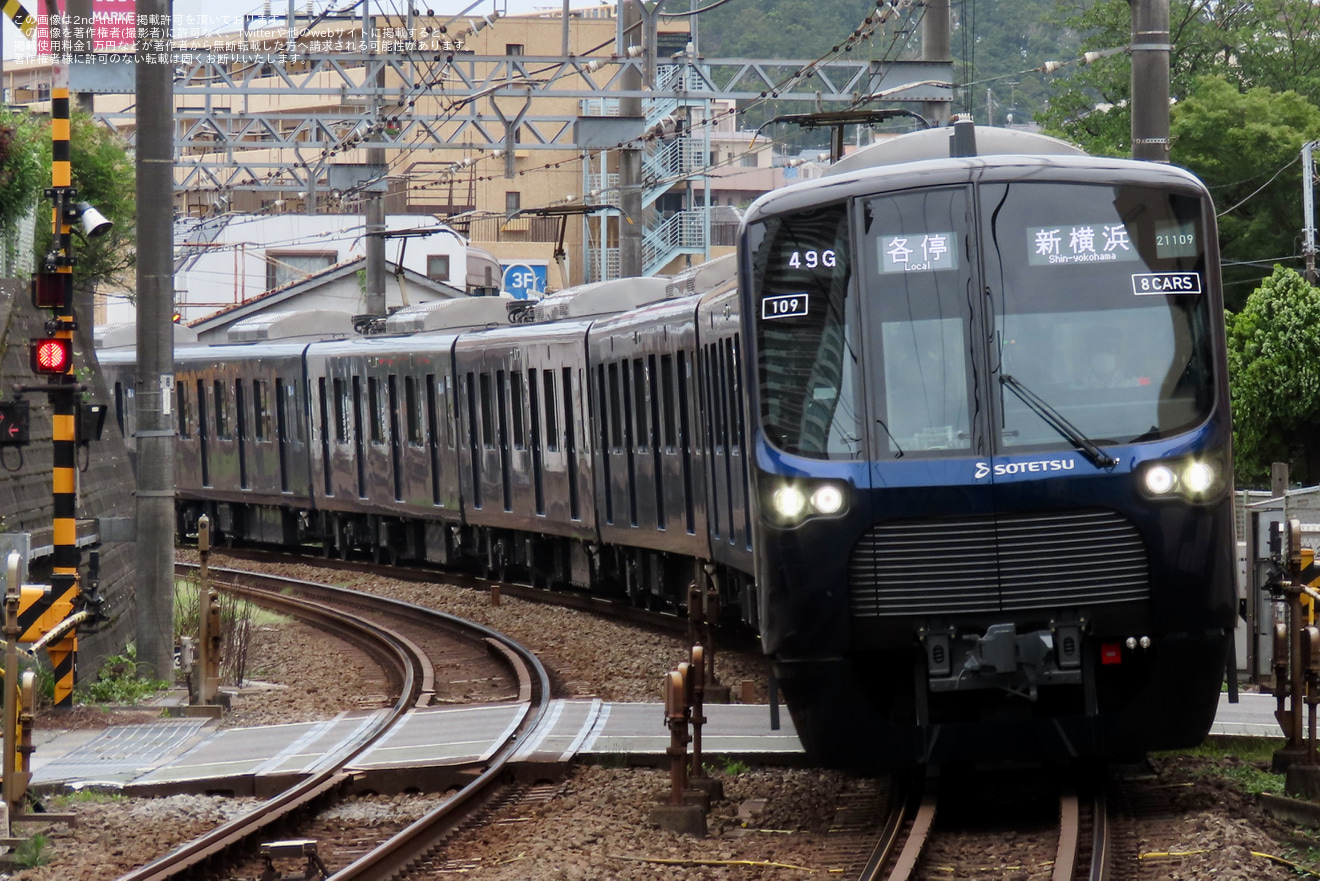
[1026,223,1140,266]
[879,232,958,274]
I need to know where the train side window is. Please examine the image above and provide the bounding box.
[633,357,647,453]
[480,373,494,448]
[253,379,267,441]
[196,379,208,439]
[177,382,191,439]
[543,370,559,451]
[608,362,622,452]
[496,370,510,449]
[660,354,676,450]
[527,368,540,449]
[114,382,125,435]
[214,380,230,439]
[405,376,423,446]
[279,379,299,444]
[368,377,384,444]
[729,336,744,448]
[511,371,526,450]
[334,378,349,443]
[235,379,248,441]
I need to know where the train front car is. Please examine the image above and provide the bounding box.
[741,136,1235,769]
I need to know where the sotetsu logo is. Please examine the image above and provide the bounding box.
[974,458,1076,480]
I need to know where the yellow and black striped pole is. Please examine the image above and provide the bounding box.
[2,0,37,39]
[45,59,81,709]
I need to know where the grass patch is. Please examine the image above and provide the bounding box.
[716,757,750,776]
[1163,735,1280,764]
[12,832,52,869]
[75,646,171,706]
[49,787,127,809]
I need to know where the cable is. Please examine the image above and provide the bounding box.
[1216,154,1300,218]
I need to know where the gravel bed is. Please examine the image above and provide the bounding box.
[6,554,1318,879]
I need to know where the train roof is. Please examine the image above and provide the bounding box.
[382,296,515,333]
[745,135,1210,226]
[824,125,1084,176]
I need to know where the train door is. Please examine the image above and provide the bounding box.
[565,366,582,521]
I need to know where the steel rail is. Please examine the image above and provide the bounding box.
[1087,790,1111,881]
[115,564,545,881]
[117,569,423,881]
[1054,789,1080,881]
[195,563,553,881]
[882,790,938,881]
[855,775,918,881]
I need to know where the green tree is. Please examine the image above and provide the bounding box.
[0,108,47,255]
[1169,77,1320,308]
[1226,266,1320,486]
[33,112,136,299]
[1037,0,1320,155]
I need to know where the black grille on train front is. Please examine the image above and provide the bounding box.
[849,510,1150,617]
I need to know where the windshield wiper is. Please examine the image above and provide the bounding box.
[999,374,1117,469]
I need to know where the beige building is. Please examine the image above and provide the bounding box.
[4,4,794,302]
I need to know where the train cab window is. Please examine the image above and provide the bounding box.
[511,371,527,450]
[748,201,862,459]
[333,378,350,443]
[543,370,559,452]
[861,188,975,457]
[405,376,423,446]
[213,380,230,439]
[980,181,1216,447]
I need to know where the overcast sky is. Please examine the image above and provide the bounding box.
[3,0,608,59]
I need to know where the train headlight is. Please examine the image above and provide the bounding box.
[1143,464,1177,495]
[811,485,845,515]
[766,480,850,526]
[1138,456,1225,501]
[1183,461,1215,494]
[772,486,808,521]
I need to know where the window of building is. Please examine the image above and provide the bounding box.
[506,43,524,55]
[505,191,521,216]
[265,250,337,291]
[427,254,451,281]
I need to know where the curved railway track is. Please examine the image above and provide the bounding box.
[114,564,550,881]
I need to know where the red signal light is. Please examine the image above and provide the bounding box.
[30,338,72,375]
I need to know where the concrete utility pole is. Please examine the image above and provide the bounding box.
[1303,141,1317,285]
[617,0,644,279]
[364,0,386,316]
[921,0,951,127]
[135,0,178,680]
[1129,0,1171,162]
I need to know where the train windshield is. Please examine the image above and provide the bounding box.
[980,182,1214,450]
[746,203,864,459]
[749,179,1215,461]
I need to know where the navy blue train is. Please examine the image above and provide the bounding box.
[101,124,1235,768]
